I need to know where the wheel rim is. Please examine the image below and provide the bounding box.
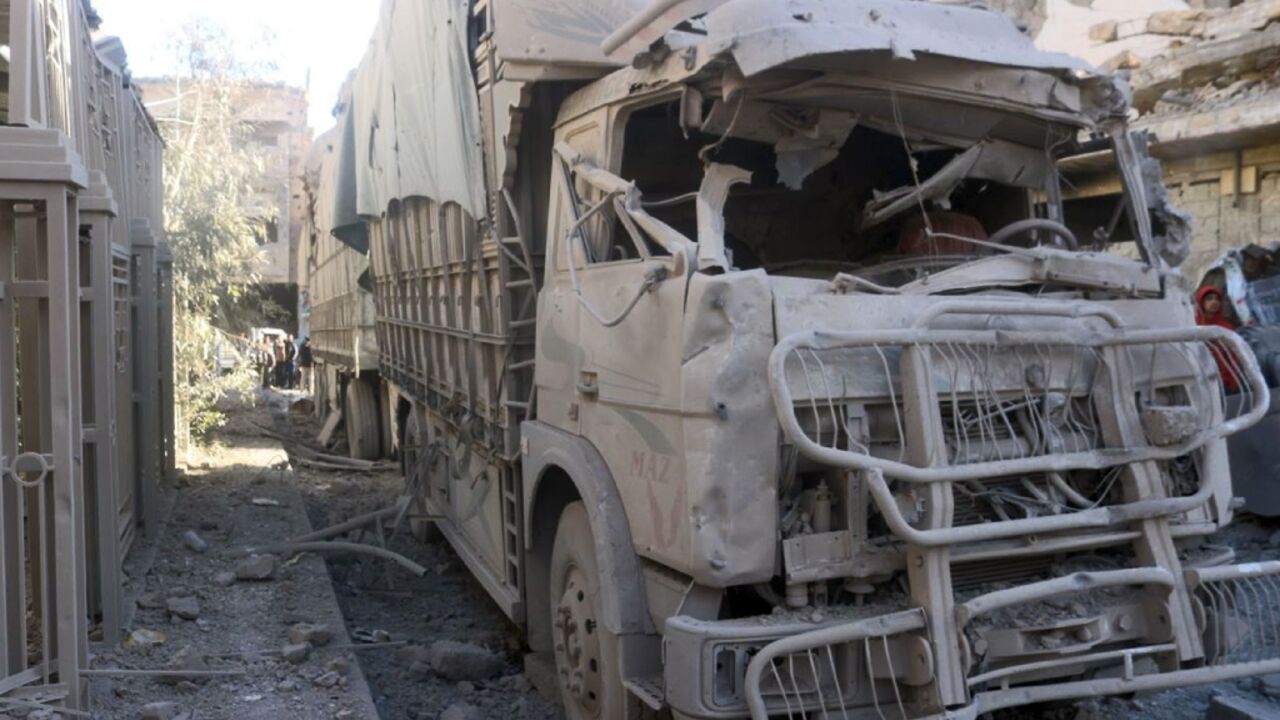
[553,563,602,716]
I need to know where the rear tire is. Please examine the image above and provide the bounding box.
[549,502,628,720]
[344,377,380,460]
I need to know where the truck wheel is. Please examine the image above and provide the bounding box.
[550,502,626,720]
[344,377,380,460]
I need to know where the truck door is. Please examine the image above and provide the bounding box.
[540,142,696,567]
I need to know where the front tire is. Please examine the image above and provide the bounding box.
[549,501,628,720]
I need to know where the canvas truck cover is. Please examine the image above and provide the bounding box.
[351,0,487,220]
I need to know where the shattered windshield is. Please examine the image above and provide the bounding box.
[607,66,1179,292]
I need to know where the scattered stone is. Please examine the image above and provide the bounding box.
[212,571,236,588]
[1101,49,1143,73]
[1088,19,1117,43]
[498,673,531,694]
[1208,693,1280,720]
[195,618,211,633]
[159,646,210,686]
[140,702,180,720]
[235,554,277,581]
[456,680,475,694]
[407,661,432,681]
[1147,9,1208,37]
[274,677,300,693]
[135,592,164,610]
[182,530,208,554]
[312,670,341,688]
[440,702,482,720]
[429,640,504,681]
[1257,673,1280,699]
[281,643,310,665]
[394,644,431,668]
[288,623,332,647]
[166,596,200,621]
[325,657,350,676]
[126,628,167,648]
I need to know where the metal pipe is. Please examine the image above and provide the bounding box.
[285,499,407,544]
[1188,561,1280,585]
[743,609,926,720]
[241,541,428,577]
[970,657,1280,716]
[600,0,684,56]
[866,467,1214,547]
[955,567,1174,626]
[767,325,1270,484]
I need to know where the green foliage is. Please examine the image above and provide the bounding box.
[161,21,276,448]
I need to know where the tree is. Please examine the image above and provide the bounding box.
[155,20,275,450]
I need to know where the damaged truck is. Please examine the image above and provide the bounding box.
[307,0,1279,717]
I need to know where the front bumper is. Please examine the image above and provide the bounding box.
[663,561,1280,719]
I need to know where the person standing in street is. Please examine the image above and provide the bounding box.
[298,336,315,394]
[259,339,275,389]
[283,334,298,390]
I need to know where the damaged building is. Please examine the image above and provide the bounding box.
[1017,0,1280,282]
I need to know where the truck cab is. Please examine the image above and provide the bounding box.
[517,2,1276,718]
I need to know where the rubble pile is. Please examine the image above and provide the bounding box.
[1088,2,1280,117]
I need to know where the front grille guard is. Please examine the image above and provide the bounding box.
[768,302,1270,546]
[743,563,1280,719]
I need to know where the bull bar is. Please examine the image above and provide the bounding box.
[730,300,1277,718]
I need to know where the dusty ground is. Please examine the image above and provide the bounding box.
[272,395,562,720]
[88,395,380,720]
[87,389,1280,720]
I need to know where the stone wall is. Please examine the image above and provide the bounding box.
[1170,170,1280,283]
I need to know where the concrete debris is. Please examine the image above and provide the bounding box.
[126,628,167,648]
[212,571,236,587]
[166,596,200,621]
[312,670,341,688]
[1206,693,1280,720]
[1256,672,1280,699]
[394,644,431,667]
[288,622,332,647]
[234,554,277,581]
[139,701,181,720]
[1147,9,1210,37]
[407,661,432,681]
[439,702,483,720]
[1101,49,1144,73]
[159,646,211,686]
[281,643,310,665]
[497,673,532,694]
[182,530,208,554]
[429,640,504,681]
[1088,19,1118,43]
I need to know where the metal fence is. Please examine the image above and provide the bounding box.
[0,0,172,713]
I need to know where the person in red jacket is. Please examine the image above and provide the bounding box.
[1195,285,1240,393]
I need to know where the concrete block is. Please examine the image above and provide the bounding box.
[1206,693,1280,720]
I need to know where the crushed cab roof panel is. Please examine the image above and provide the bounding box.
[637,0,1098,78]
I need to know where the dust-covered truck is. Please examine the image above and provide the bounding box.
[309,1,1280,717]
[301,84,392,460]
